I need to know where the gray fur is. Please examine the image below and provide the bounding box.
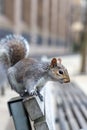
[7,58,70,97]
[0,35,30,87]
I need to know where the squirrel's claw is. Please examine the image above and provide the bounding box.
[29,90,43,101]
[30,90,37,96]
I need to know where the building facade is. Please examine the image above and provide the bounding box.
[0,0,81,46]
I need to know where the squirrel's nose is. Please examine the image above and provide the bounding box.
[64,76,70,83]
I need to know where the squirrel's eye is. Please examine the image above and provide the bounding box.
[59,70,63,75]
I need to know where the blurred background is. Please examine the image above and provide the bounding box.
[0,0,86,71]
[0,0,86,61]
[0,0,87,130]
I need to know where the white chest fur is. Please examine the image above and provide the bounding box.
[36,77,47,91]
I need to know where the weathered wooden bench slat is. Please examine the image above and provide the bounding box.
[66,92,87,128]
[72,105,87,128]
[34,85,55,130]
[71,94,87,120]
[69,83,87,103]
[23,95,45,121]
[56,82,87,130]
[24,84,55,130]
[58,91,79,130]
[65,86,87,120]
[58,107,70,130]
[78,94,87,107]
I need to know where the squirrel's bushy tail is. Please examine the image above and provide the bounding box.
[0,35,30,87]
[0,64,8,86]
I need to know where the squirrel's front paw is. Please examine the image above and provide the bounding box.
[29,90,37,96]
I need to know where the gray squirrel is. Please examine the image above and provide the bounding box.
[0,35,70,101]
[8,57,70,101]
[0,35,29,85]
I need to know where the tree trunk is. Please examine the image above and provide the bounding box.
[80,42,86,73]
[80,30,87,73]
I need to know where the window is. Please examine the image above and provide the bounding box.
[0,0,5,15]
[22,0,31,25]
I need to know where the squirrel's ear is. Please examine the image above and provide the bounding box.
[50,58,57,68]
[58,58,62,64]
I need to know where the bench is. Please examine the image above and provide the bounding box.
[55,82,87,130]
[8,81,87,130]
[8,83,55,130]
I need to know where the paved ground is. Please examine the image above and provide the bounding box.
[0,85,18,130]
[0,54,87,130]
